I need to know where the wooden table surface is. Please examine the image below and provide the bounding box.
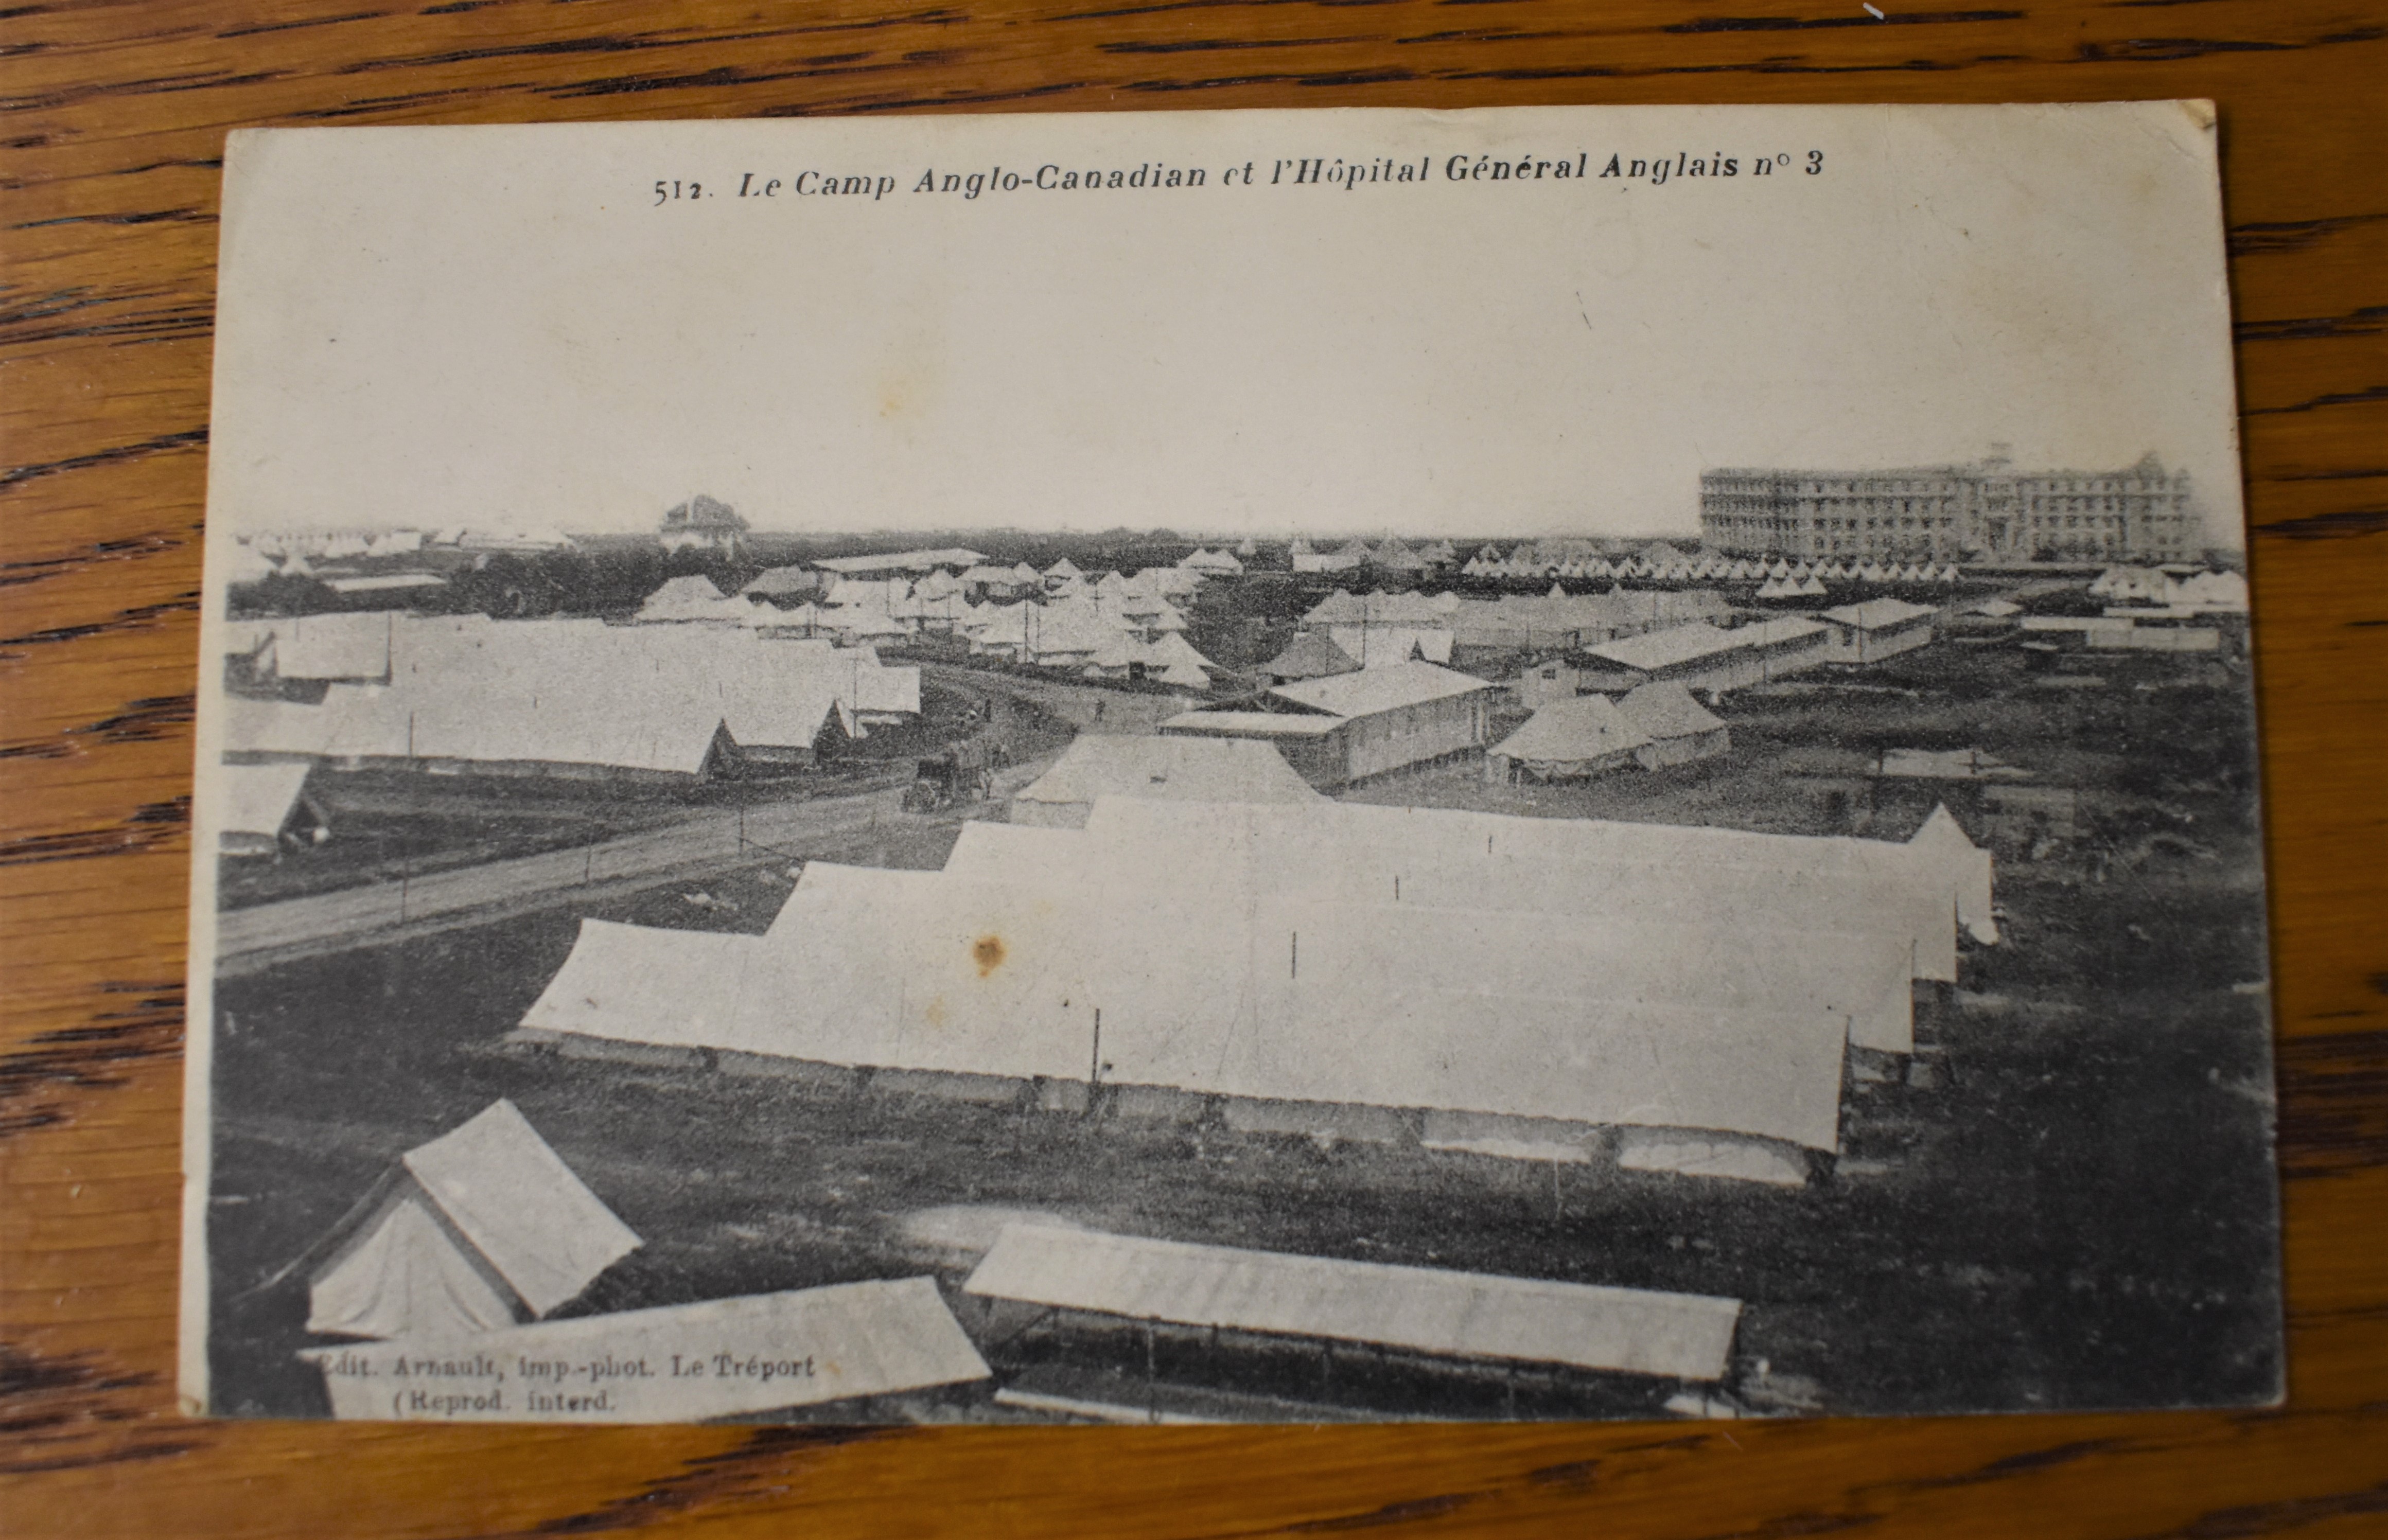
[3,2,2383,1535]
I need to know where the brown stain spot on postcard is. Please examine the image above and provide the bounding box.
[973,935,1005,977]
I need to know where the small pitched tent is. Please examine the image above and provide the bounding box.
[1908,803,2000,945]
[303,1100,641,1340]
[223,540,280,587]
[273,613,393,682]
[636,575,752,625]
[1487,695,1652,783]
[1011,735,1321,828]
[1258,630,1360,684]
[1615,681,1730,768]
[219,761,329,858]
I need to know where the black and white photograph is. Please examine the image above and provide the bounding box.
[183,103,2280,1425]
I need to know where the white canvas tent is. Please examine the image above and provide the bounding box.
[302,1100,641,1340]
[219,761,326,857]
[220,613,909,780]
[1615,681,1731,767]
[1079,799,1979,981]
[526,841,1859,1160]
[939,819,1915,1052]
[635,575,754,624]
[1487,695,1651,782]
[271,613,393,682]
[1010,735,1320,828]
[519,795,1993,1177]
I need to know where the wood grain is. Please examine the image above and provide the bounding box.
[3,1,2383,1534]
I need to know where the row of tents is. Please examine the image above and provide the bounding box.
[1487,682,1731,783]
[1290,538,1459,575]
[225,527,575,582]
[1465,546,1968,586]
[222,613,920,781]
[521,790,1995,1186]
[2087,565,2249,612]
[670,567,1223,685]
[1283,588,1741,669]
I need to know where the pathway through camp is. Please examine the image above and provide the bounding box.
[213,661,1160,970]
[215,755,1058,974]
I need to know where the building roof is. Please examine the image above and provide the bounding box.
[1584,622,1737,673]
[321,573,447,594]
[1014,735,1321,813]
[1614,680,1727,741]
[1738,617,1828,647]
[964,1224,1742,1380]
[395,1100,642,1317]
[1704,452,2184,483]
[1489,695,1652,765]
[1588,618,1829,672]
[1821,598,1938,630]
[1159,711,1343,738]
[1268,660,1497,719]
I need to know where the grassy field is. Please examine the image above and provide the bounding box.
[203,635,2280,1422]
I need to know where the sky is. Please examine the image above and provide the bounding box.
[209,104,2244,546]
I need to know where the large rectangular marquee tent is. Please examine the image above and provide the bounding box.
[520,792,1994,1176]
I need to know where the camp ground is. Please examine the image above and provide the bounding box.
[286,1100,641,1341]
[303,1278,990,1422]
[962,1224,1742,1420]
[199,523,2269,1425]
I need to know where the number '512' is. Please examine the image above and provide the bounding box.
[654,180,703,205]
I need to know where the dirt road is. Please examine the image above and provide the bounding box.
[212,758,1050,975]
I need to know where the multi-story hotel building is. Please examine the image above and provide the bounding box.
[1699,449,2197,563]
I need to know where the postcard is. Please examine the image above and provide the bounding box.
[184,102,2277,1423]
